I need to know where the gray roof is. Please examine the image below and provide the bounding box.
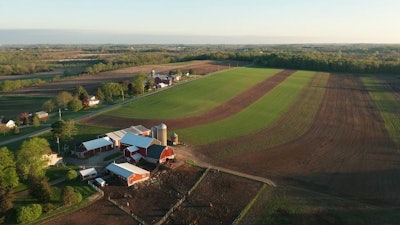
[79,168,97,177]
[106,163,149,179]
[82,137,113,151]
[146,144,167,159]
[121,133,159,148]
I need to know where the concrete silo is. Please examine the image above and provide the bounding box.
[156,123,168,146]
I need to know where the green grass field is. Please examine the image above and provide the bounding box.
[176,70,316,145]
[105,68,282,119]
[361,75,400,147]
[0,95,51,118]
[243,186,400,225]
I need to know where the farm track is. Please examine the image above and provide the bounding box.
[214,73,400,206]
[80,70,296,130]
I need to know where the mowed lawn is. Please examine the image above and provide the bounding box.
[0,95,51,118]
[176,70,316,145]
[361,75,400,147]
[105,68,282,119]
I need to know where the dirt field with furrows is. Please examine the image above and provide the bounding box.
[104,164,204,224]
[166,169,262,225]
[210,73,400,206]
[79,70,295,130]
[7,60,245,97]
[41,198,140,225]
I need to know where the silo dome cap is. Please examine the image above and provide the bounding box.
[171,133,178,137]
[158,123,167,129]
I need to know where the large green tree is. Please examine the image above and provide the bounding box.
[0,147,19,188]
[101,82,123,101]
[75,85,89,101]
[69,97,83,112]
[28,175,51,202]
[132,72,147,94]
[42,99,55,112]
[55,91,74,108]
[16,138,51,180]
[51,119,77,142]
[0,147,19,219]
[61,186,82,206]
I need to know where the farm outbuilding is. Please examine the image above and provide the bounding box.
[79,168,97,180]
[35,111,49,119]
[100,125,151,147]
[106,162,150,186]
[95,177,106,187]
[43,153,63,167]
[74,137,113,158]
[146,145,175,164]
[1,118,15,128]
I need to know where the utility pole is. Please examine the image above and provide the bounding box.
[57,137,60,154]
[121,90,124,101]
[58,108,62,120]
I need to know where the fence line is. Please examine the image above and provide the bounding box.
[231,183,268,225]
[87,180,104,196]
[154,167,211,225]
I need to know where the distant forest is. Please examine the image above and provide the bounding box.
[1,44,399,77]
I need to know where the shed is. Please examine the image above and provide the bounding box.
[95,177,106,187]
[106,163,150,186]
[35,111,49,119]
[1,119,15,128]
[79,168,97,180]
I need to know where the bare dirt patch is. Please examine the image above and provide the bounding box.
[41,198,139,225]
[166,169,262,225]
[8,60,246,97]
[80,70,295,130]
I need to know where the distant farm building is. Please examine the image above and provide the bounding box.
[73,137,113,158]
[35,111,49,119]
[1,118,15,128]
[85,95,100,107]
[106,162,150,186]
[79,168,97,180]
[43,153,63,167]
[100,125,151,147]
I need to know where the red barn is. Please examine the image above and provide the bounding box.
[106,162,150,186]
[74,137,113,158]
[146,145,175,164]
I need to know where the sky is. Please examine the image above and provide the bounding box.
[0,0,399,44]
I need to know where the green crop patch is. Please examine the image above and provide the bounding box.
[105,68,282,119]
[176,70,315,145]
[361,75,400,148]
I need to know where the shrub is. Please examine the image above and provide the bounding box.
[61,186,81,206]
[16,204,42,223]
[65,169,78,180]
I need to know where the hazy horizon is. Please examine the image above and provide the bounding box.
[1,0,399,45]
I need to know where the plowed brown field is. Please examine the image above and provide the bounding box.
[208,73,400,206]
[7,60,245,97]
